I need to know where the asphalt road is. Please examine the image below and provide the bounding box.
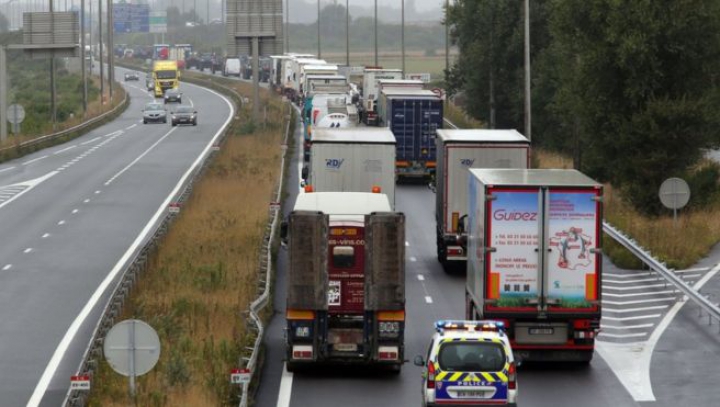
[0,67,233,406]
[254,109,720,407]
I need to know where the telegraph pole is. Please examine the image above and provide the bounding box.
[108,0,114,101]
[317,0,321,58]
[81,0,87,113]
[99,0,104,103]
[285,0,289,52]
[524,0,531,141]
[373,0,377,66]
[50,0,57,128]
[346,0,349,66]
[445,0,449,82]
[401,0,405,76]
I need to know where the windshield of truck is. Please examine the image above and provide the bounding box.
[332,246,355,268]
[156,70,176,79]
[438,342,506,372]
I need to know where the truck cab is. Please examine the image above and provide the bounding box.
[284,191,405,372]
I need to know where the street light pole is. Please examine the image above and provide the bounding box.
[81,0,87,114]
[317,0,321,58]
[374,0,377,66]
[99,0,104,104]
[346,0,349,66]
[445,0,449,83]
[108,0,114,101]
[401,0,405,76]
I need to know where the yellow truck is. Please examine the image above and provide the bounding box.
[152,60,180,98]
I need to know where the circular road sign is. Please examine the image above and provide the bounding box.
[6,104,25,124]
[103,319,161,377]
[659,177,690,210]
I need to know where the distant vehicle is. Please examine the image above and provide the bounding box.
[185,21,199,27]
[414,320,518,407]
[146,76,154,91]
[142,102,167,124]
[223,57,241,77]
[199,53,214,71]
[152,60,180,98]
[124,72,139,81]
[210,19,223,25]
[170,105,198,126]
[164,88,182,104]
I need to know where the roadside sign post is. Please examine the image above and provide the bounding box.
[70,375,91,391]
[7,104,25,134]
[659,177,691,229]
[230,368,251,385]
[103,319,161,397]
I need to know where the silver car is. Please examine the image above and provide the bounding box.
[142,102,167,124]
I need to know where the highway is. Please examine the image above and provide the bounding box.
[0,67,233,406]
[253,111,720,407]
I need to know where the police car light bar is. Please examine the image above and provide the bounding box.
[434,320,506,333]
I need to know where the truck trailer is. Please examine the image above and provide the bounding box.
[466,169,602,363]
[283,191,405,372]
[304,128,396,208]
[435,129,530,266]
[377,89,443,179]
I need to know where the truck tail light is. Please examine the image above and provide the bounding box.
[292,345,313,360]
[573,319,592,329]
[427,361,436,389]
[286,309,315,320]
[378,346,399,361]
[377,310,405,321]
[447,247,463,256]
[508,362,517,390]
[372,185,382,193]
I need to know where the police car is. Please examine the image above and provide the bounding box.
[414,320,518,407]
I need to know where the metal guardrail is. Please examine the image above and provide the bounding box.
[239,103,293,407]
[0,91,129,156]
[603,222,720,326]
[64,80,238,407]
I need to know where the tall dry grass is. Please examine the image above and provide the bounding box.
[88,87,287,406]
[534,149,720,269]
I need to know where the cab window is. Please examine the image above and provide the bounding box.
[332,246,355,268]
[438,342,506,372]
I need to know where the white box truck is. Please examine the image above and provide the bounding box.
[466,169,603,363]
[304,128,397,208]
[435,129,530,265]
[362,68,403,124]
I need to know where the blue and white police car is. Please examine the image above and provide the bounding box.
[414,320,518,406]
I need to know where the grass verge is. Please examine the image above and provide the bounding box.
[86,74,288,406]
[534,149,720,269]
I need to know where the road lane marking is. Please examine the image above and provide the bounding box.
[604,290,677,297]
[105,127,178,186]
[604,272,654,278]
[425,296,433,304]
[0,166,15,173]
[83,199,90,203]
[405,241,409,247]
[2,264,11,271]
[276,363,294,407]
[601,323,654,330]
[42,233,50,238]
[603,298,676,305]
[599,332,647,339]
[54,145,77,154]
[410,256,417,262]
[58,220,65,225]
[604,277,663,284]
[675,267,709,273]
[44,82,236,407]
[24,248,33,254]
[80,136,102,145]
[0,172,58,210]
[417,275,425,281]
[602,305,669,313]
[602,314,661,321]
[72,209,79,214]
[95,190,101,194]
[22,155,49,165]
[126,124,137,130]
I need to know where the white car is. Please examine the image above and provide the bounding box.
[414,320,518,407]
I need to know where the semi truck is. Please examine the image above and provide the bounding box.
[377,89,443,179]
[283,191,405,372]
[303,128,396,208]
[361,68,403,125]
[434,129,530,266]
[465,169,603,363]
[152,60,179,98]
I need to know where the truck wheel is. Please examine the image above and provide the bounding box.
[437,237,447,264]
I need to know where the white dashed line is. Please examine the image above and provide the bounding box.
[94,190,101,194]
[425,296,433,304]
[58,220,66,225]
[417,275,425,281]
[105,127,178,186]
[410,256,417,262]
[72,209,79,214]
[2,264,11,271]
[126,124,137,130]
[54,145,77,154]
[83,199,90,203]
[405,241,410,247]
[80,136,102,145]
[42,233,50,238]
[22,155,49,165]
[0,166,15,173]
[24,248,33,254]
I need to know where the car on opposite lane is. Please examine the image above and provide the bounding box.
[142,102,167,124]
[170,105,198,126]
[164,88,182,104]
[414,320,518,407]
[124,72,139,81]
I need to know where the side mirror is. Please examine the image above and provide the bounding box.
[413,355,425,367]
[301,166,309,181]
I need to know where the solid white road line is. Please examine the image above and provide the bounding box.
[602,305,669,313]
[602,314,661,321]
[53,146,77,155]
[675,267,709,273]
[105,127,178,186]
[276,363,294,407]
[22,155,49,166]
[603,298,676,306]
[601,323,654,330]
[604,290,677,298]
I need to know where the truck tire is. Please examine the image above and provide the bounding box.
[436,233,447,264]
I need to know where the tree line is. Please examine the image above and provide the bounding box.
[447,0,720,215]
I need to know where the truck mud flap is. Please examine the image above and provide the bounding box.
[288,211,329,310]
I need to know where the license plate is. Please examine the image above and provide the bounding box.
[457,390,487,398]
[334,343,358,352]
[529,328,554,335]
